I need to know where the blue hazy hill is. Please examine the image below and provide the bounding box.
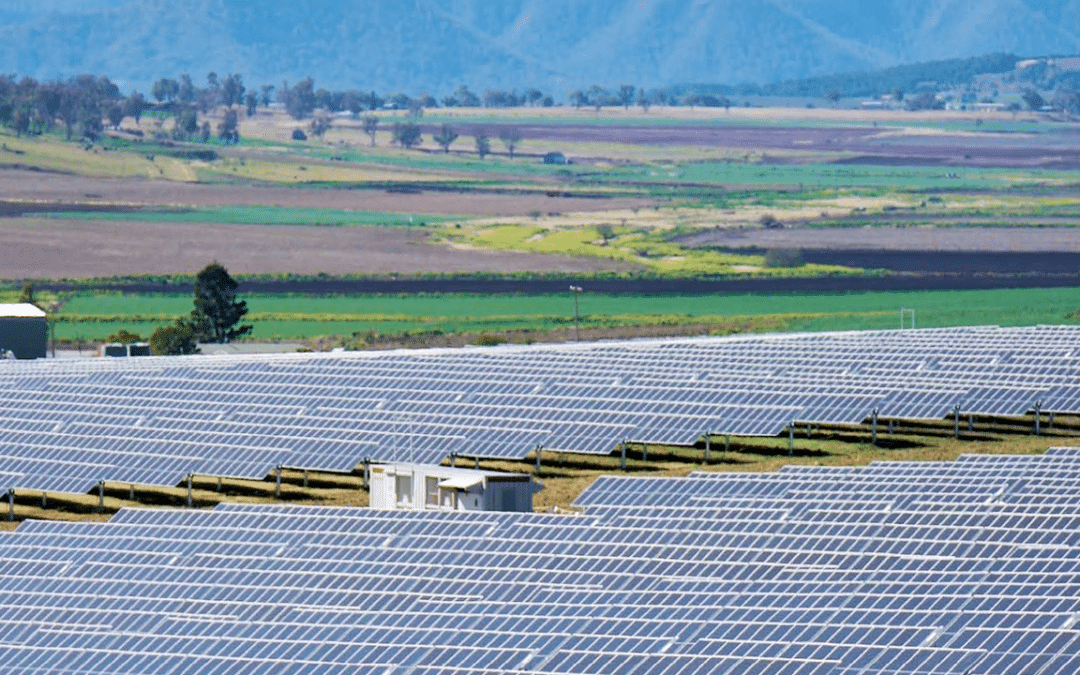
[1,0,1078,95]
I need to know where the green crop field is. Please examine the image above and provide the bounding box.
[49,286,1080,342]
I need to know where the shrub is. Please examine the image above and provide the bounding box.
[764,248,804,268]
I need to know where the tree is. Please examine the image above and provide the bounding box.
[525,88,543,106]
[17,283,36,306]
[221,74,244,108]
[618,84,636,110]
[309,112,332,139]
[362,115,379,146]
[218,108,240,143]
[124,92,146,124]
[105,329,143,344]
[106,103,124,129]
[432,123,458,153]
[173,108,199,140]
[825,89,841,106]
[282,77,317,119]
[188,262,252,343]
[244,91,258,117]
[499,126,523,159]
[475,131,491,159]
[637,90,651,113]
[392,121,422,149]
[149,320,200,355]
[1022,88,1045,111]
[569,89,587,109]
[178,74,195,105]
[152,77,179,103]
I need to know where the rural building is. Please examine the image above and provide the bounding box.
[0,303,46,359]
[102,342,151,357]
[369,463,539,512]
[542,151,569,165]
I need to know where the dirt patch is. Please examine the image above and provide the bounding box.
[676,225,1080,252]
[0,218,634,278]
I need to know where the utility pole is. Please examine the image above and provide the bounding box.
[569,285,583,341]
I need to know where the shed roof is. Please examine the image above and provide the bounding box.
[0,303,46,318]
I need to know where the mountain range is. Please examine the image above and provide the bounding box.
[2,0,1079,96]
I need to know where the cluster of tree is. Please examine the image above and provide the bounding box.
[0,73,127,141]
[149,263,252,356]
[0,70,253,145]
[1021,87,1080,114]
[277,80,555,121]
[150,72,250,143]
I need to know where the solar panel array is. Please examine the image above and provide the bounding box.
[3,449,1080,674]
[3,324,1080,495]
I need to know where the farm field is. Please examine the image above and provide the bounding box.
[48,286,1080,343]
[3,103,1080,345]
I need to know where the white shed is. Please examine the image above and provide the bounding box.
[369,463,540,512]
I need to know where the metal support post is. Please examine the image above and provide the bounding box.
[217,476,223,492]
[1049,412,1055,430]
[303,470,309,489]
[725,435,730,453]
[1034,401,1042,436]
[98,481,105,513]
[363,459,370,489]
[888,419,894,435]
[871,408,878,446]
[788,422,795,456]
[450,452,456,468]
[535,445,542,473]
[7,489,14,521]
[275,466,282,499]
[620,440,627,471]
[968,414,974,432]
[806,423,812,439]
[703,434,711,464]
[642,445,647,462]
[186,474,193,507]
[41,492,47,509]
[954,405,961,439]
[129,483,135,500]
[474,456,480,469]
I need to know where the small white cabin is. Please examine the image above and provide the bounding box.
[369,463,540,512]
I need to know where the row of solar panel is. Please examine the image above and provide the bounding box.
[1,326,1079,496]
[4,450,1080,673]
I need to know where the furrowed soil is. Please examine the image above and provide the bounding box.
[0,217,635,278]
[0,167,649,215]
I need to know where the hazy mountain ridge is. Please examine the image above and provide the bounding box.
[1,0,1078,95]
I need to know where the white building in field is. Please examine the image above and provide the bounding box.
[369,463,540,512]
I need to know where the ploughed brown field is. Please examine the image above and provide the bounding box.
[0,168,644,278]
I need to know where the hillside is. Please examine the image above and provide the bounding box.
[2,0,1080,95]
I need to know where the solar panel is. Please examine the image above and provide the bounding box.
[3,449,1080,673]
[2,325,1080,494]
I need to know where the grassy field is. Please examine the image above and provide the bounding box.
[48,286,1080,342]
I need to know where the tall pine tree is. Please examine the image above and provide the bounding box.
[189,262,252,343]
